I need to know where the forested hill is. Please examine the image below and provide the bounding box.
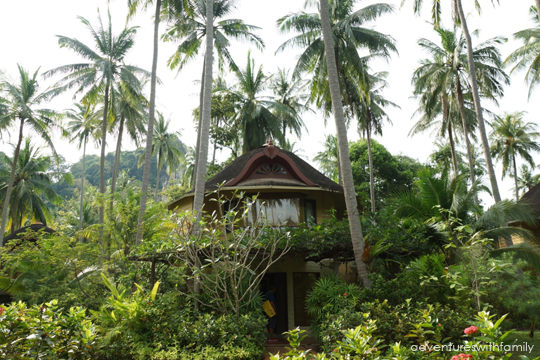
[70,143,187,189]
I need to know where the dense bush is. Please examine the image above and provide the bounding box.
[92,277,266,360]
[0,300,97,359]
[306,275,473,354]
[273,312,528,359]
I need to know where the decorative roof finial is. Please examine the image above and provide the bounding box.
[263,137,279,158]
[264,137,274,147]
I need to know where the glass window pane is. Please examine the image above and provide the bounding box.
[247,198,300,226]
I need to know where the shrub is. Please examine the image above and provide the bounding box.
[0,300,97,358]
[92,275,266,359]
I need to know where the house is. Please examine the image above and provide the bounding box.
[511,183,540,245]
[168,140,356,331]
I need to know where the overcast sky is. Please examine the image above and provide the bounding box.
[0,0,538,205]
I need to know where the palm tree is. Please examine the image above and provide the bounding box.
[392,169,485,225]
[138,112,184,199]
[216,52,288,153]
[192,0,215,230]
[490,112,540,201]
[313,134,339,183]
[412,27,508,190]
[0,65,58,246]
[404,0,505,204]
[128,0,187,245]
[356,70,398,212]
[319,0,370,287]
[277,0,396,122]
[516,164,540,198]
[0,139,62,232]
[269,68,310,140]
[44,11,149,245]
[65,103,100,238]
[109,80,148,212]
[163,0,263,188]
[505,6,540,99]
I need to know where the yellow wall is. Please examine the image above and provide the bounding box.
[171,188,347,224]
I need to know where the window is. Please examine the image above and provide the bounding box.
[304,200,316,225]
[246,198,300,226]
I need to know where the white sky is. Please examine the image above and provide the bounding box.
[0,0,538,205]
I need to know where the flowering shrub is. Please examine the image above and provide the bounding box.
[451,354,473,360]
[272,312,540,360]
[0,300,97,359]
[463,326,478,335]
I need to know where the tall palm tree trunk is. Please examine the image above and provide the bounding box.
[79,138,87,242]
[192,58,206,188]
[110,116,124,214]
[155,156,162,200]
[366,112,376,213]
[456,0,501,203]
[193,0,214,217]
[448,122,459,175]
[513,153,519,202]
[319,0,370,287]
[191,0,214,310]
[442,93,459,175]
[136,0,162,245]
[99,81,111,248]
[0,118,24,246]
[456,78,477,186]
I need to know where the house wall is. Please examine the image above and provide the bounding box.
[170,189,347,225]
[267,258,358,331]
[268,257,333,330]
[510,220,540,245]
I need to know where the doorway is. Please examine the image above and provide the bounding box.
[261,273,288,334]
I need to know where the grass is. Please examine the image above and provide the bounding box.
[508,331,540,359]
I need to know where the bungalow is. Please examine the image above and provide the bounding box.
[168,140,356,331]
[511,183,540,245]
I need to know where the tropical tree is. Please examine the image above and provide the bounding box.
[44,11,149,245]
[109,80,148,212]
[356,70,398,212]
[138,112,184,199]
[404,0,505,203]
[277,0,396,122]
[216,52,288,153]
[505,6,540,98]
[65,103,100,238]
[0,139,63,232]
[163,0,263,188]
[412,27,508,189]
[318,0,370,287]
[0,65,58,246]
[127,0,187,245]
[313,134,339,183]
[516,164,540,197]
[270,68,310,140]
[490,112,540,201]
[392,169,485,225]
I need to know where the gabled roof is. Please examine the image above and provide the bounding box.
[168,143,343,210]
[3,223,56,245]
[203,144,343,192]
[520,182,540,215]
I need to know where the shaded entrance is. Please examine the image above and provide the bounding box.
[261,273,288,335]
[293,272,319,326]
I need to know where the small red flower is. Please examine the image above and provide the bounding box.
[148,302,151,305]
[343,293,347,297]
[438,324,442,327]
[0,307,5,315]
[333,349,339,352]
[463,326,478,335]
[451,354,473,360]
